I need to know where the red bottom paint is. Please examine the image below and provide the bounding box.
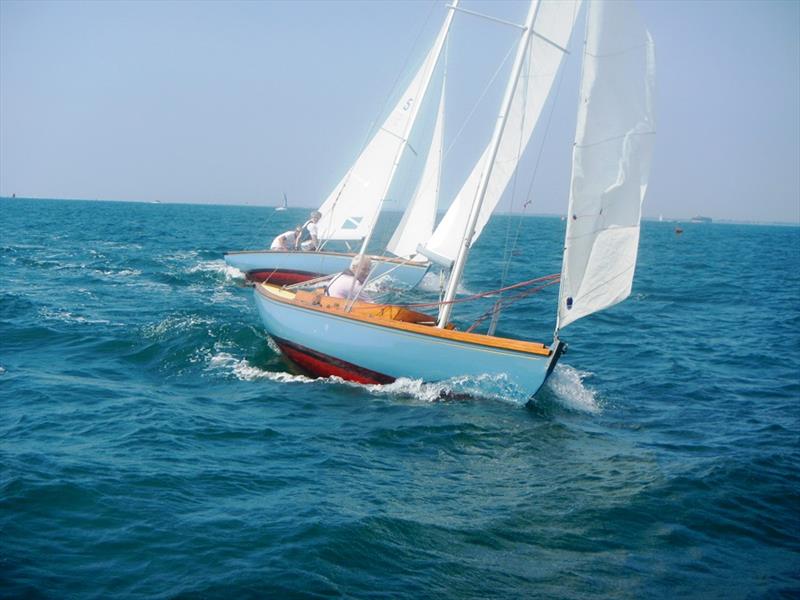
[273,336,395,385]
[247,270,320,285]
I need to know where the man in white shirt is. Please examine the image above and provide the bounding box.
[326,255,373,302]
[270,227,302,250]
[298,211,322,251]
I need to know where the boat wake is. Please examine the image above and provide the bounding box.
[417,272,472,296]
[187,260,245,282]
[207,349,538,405]
[206,343,598,410]
[543,364,600,413]
[207,352,316,383]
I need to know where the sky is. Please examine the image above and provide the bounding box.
[1,0,798,223]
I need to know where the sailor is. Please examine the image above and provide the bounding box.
[270,226,302,251]
[326,255,373,301]
[297,210,322,251]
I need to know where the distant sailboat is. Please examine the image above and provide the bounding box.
[251,0,656,396]
[275,193,288,212]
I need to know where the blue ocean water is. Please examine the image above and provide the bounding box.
[1,198,798,598]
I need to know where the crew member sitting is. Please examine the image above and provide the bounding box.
[326,255,373,301]
[270,226,302,251]
[297,210,322,250]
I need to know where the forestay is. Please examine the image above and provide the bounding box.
[557,0,656,330]
[316,5,456,244]
[421,0,582,263]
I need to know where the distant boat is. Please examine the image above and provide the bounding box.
[275,193,288,212]
[659,214,663,222]
[691,215,712,223]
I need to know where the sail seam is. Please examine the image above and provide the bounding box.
[571,263,635,304]
[575,130,655,149]
[566,223,639,242]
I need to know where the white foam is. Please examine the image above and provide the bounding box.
[143,314,215,338]
[361,372,530,404]
[417,271,472,295]
[207,352,315,383]
[545,364,600,413]
[207,347,534,405]
[39,308,111,326]
[92,268,142,279]
[187,259,245,281]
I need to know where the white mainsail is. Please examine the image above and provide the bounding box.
[385,75,446,259]
[421,0,582,263]
[316,3,457,244]
[557,0,656,330]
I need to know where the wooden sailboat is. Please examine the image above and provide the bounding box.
[225,2,458,287]
[253,0,656,397]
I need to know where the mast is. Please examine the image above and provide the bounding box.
[437,0,541,328]
[355,0,459,263]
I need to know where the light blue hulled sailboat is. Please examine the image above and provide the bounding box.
[253,0,656,397]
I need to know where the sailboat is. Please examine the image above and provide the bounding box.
[224,3,458,287]
[251,0,656,397]
[275,193,288,212]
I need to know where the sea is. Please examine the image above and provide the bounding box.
[1,198,798,599]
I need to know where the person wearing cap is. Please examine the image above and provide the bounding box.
[297,210,322,251]
[325,255,373,301]
[270,226,302,251]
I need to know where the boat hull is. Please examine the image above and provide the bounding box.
[224,250,430,287]
[253,285,561,398]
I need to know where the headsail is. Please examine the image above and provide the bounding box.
[422,0,582,263]
[385,70,446,259]
[557,0,656,330]
[316,3,457,244]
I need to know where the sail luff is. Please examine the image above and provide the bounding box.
[436,0,543,328]
[556,0,656,331]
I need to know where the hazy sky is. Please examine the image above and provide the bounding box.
[1,0,798,223]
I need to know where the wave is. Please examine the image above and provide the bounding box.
[187,260,245,281]
[207,352,315,383]
[38,308,113,326]
[93,268,142,278]
[544,364,600,413]
[207,348,540,405]
[417,272,473,296]
[142,314,216,339]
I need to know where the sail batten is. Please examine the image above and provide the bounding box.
[557,0,656,331]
